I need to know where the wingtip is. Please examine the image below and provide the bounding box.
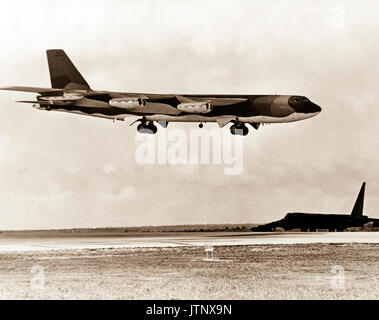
[0,86,16,91]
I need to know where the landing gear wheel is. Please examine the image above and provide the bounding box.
[137,121,157,134]
[230,124,249,136]
[137,123,144,131]
[199,123,203,128]
[147,122,157,134]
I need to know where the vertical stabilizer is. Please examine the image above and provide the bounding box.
[46,49,91,90]
[351,182,366,217]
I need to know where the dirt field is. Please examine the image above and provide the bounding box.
[0,243,378,299]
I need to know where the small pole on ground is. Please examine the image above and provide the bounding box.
[204,244,214,261]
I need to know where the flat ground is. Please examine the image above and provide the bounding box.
[0,243,378,299]
[0,231,378,251]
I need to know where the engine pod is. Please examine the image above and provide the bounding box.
[177,101,213,114]
[109,97,146,109]
[38,93,83,106]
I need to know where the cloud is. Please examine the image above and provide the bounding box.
[102,162,117,174]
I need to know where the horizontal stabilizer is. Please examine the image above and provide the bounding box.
[0,86,63,94]
[16,100,51,105]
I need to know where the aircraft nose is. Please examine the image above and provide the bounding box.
[293,101,322,114]
[305,101,322,113]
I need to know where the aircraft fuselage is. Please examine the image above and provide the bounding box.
[253,212,379,231]
[34,92,321,125]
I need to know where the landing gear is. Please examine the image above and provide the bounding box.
[137,121,157,134]
[199,123,203,128]
[137,98,146,106]
[230,123,249,136]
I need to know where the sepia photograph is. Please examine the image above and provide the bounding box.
[0,0,378,311]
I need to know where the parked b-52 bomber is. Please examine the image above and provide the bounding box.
[252,182,379,232]
[1,50,322,136]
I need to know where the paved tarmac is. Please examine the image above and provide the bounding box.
[0,231,377,251]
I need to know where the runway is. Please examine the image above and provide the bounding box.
[0,231,377,251]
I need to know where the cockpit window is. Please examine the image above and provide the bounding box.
[295,96,309,102]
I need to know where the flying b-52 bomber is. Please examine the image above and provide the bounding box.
[1,50,322,136]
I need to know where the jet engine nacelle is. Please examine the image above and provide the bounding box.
[109,97,146,109]
[177,101,213,114]
[38,93,83,106]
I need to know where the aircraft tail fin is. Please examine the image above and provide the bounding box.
[46,49,91,91]
[351,182,366,217]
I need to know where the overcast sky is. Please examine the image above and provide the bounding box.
[0,0,379,229]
